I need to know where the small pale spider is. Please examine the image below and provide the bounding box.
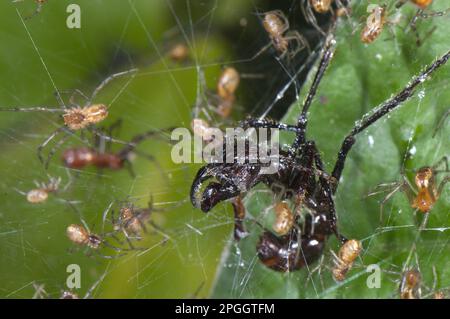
[107,196,171,249]
[361,4,387,44]
[0,68,138,168]
[15,175,61,203]
[258,10,310,60]
[66,223,128,259]
[400,268,422,299]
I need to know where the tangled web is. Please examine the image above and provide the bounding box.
[0,0,448,298]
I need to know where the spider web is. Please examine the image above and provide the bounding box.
[0,0,448,299]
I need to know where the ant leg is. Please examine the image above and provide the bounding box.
[240,118,302,133]
[37,126,66,166]
[292,33,337,150]
[57,89,89,107]
[331,50,450,193]
[436,176,449,199]
[83,272,107,299]
[433,109,449,138]
[86,68,138,106]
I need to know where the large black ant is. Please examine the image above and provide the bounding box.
[189,26,450,272]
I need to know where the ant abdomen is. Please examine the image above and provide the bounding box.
[257,229,325,272]
[93,153,124,170]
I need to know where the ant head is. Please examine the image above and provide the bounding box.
[415,167,433,189]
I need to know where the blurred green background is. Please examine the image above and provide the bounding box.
[0,0,448,298]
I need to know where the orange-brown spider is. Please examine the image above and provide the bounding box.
[400,268,422,299]
[0,68,138,168]
[368,156,449,220]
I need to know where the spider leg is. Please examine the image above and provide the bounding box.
[43,130,72,169]
[331,50,450,193]
[86,68,138,106]
[432,109,449,138]
[83,271,107,299]
[285,30,311,57]
[300,0,327,36]
[57,89,89,108]
[37,126,67,166]
[436,176,449,199]
[240,118,302,133]
[432,155,449,173]
[133,150,168,183]
[395,0,408,9]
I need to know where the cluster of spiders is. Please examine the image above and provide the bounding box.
[3,0,449,299]
[187,0,449,295]
[2,28,180,267]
